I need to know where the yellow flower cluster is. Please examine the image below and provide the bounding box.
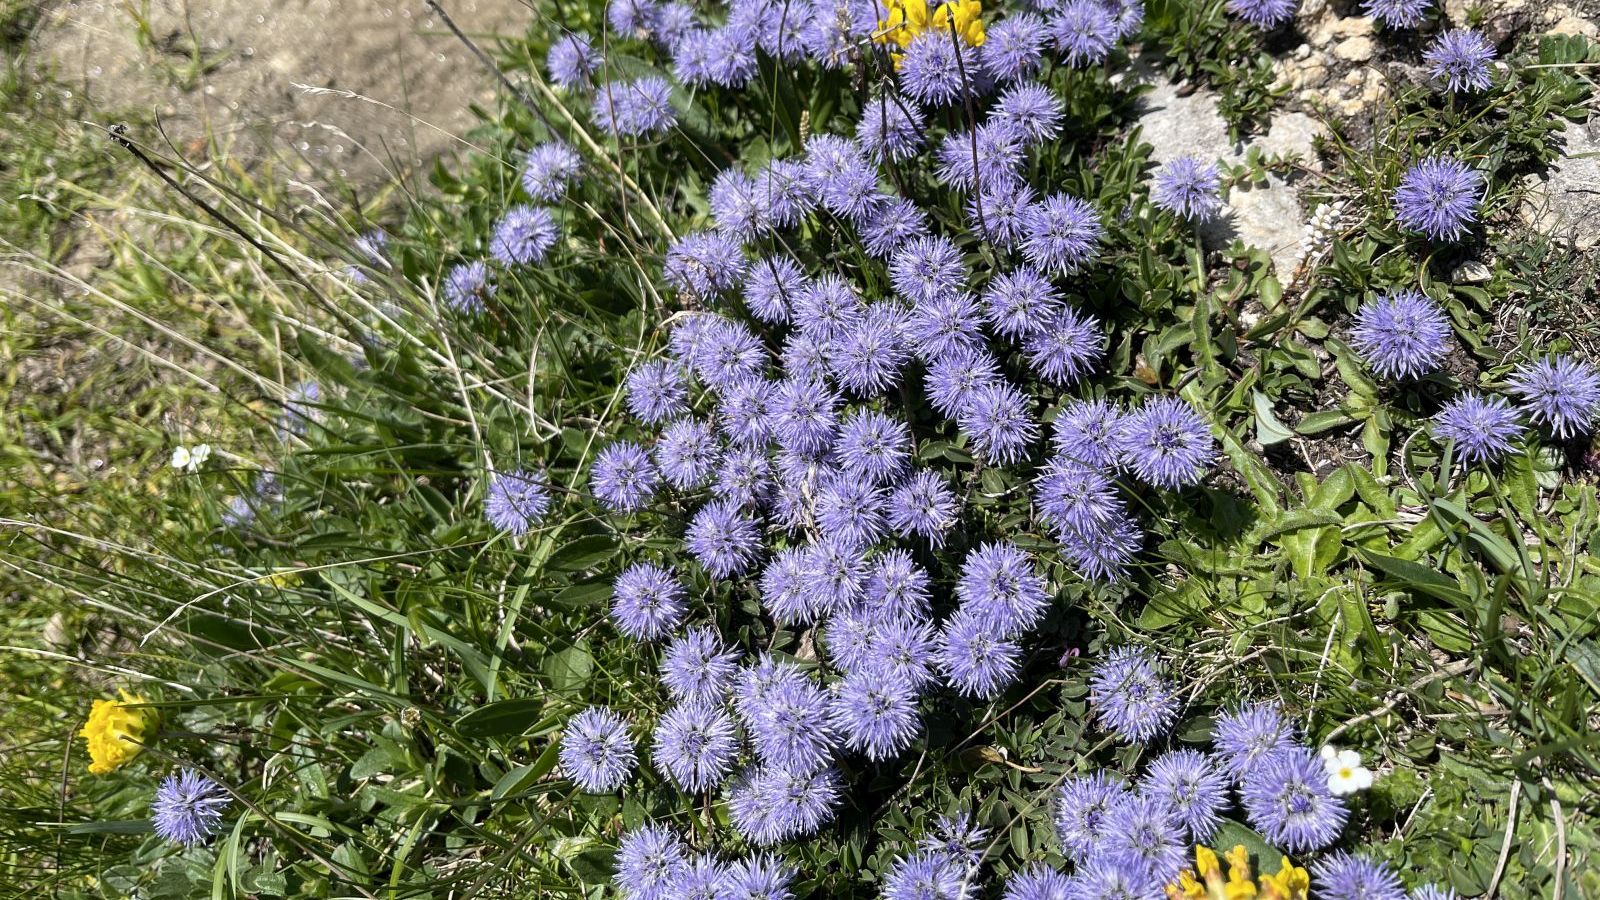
[875,0,986,53]
[79,690,156,775]
[1167,845,1309,900]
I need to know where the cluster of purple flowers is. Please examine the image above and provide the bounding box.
[613,823,797,900]
[1425,354,1600,466]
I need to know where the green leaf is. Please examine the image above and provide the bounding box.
[1358,550,1469,605]
[550,580,611,609]
[1295,409,1358,435]
[546,536,618,572]
[1251,390,1294,447]
[1208,819,1283,867]
[66,820,155,835]
[453,699,553,739]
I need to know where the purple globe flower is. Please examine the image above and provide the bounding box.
[625,360,689,424]
[1393,156,1482,242]
[664,230,747,299]
[744,255,807,324]
[861,197,933,259]
[595,76,677,137]
[1425,28,1495,93]
[717,378,774,448]
[547,34,600,88]
[1349,290,1452,380]
[1152,156,1224,221]
[735,655,810,724]
[151,770,230,847]
[1054,770,1132,863]
[886,470,962,546]
[1057,513,1142,582]
[1003,864,1071,900]
[1088,646,1178,743]
[982,13,1049,84]
[1020,193,1103,275]
[1117,396,1214,489]
[919,812,989,872]
[711,168,769,240]
[813,476,888,548]
[805,134,881,222]
[899,30,969,107]
[442,260,494,314]
[686,499,762,577]
[1411,886,1459,900]
[831,669,920,761]
[824,605,878,673]
[758,158,818,229]
[936,120,1027,192]
[1507,355,1600,439]
[957,541,1050,638]
[670,312,721,368]
[1023,306,1104,386]
[672,854,728,900]
[833,303,911,396]
[653,701,740,793]
[1432,392,1525,465]
[958,381,1039,465]
[1362,0,1431,29]
[859,93,927,163]
[721,853,796,900]
[771,378,841,456]
[1034,457,1124,536]
[867,549,934,621]
[1141,749,1229,843]
[1051,398,1127,469]
[1240,746,1349,852]
[907,292,987,362]
[881,850,970,900]
[698,319,768,391]
[615,823,688,900]
[715,446,773,509]
[804,534,870,615]
[983,266,1061,340]
[1050,0,1118,67]
[522,142,583,201]
[969,179,1038,250]
[672,29,717,85]
[560,706,637,792]
[656,418,720,489]
[612,562,687,641]
[746,675,838,773]
[592,441,661,512]
[1099,794,1189,885]
[761,547,822,625]
[865,616,940,689]
[836,409,911,485]
[795,273,867,341]
[1102,0,1145,38]
[781,331,831,384]
[490,205,559,266]
[1225,0,1296,27]
[608,0,659,38]
[926,346,1002,418]
[1063,860,1160,900]
[1315,852,1408,900]
[662,626,742,704]
[938,607,1022,699]
[484,468,551,535]
[1213,700,1298,784]
[728,765,842,844]
[891,235,967,304]
[991,82,1064,146]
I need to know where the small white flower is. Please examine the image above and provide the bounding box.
[1321,745,1374,796]
[170,444,211,473]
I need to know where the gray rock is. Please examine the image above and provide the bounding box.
[1137,82,1326,277]
[1525,118,1600,251]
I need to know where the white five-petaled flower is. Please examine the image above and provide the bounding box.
[170,444,211,472]
[1320,744,1374,796]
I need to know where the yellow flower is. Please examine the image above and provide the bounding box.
[875,0,984,51]
[931,0,986,47]
[79,690,156,774]
[1169,845,1309,900]
[1259,857,1310,900]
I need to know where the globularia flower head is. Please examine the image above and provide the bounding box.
[1393,156,1482,242]
[671,29,717,85]
[758,158,817,229]
[937,121,1027,192]
[907,292,986,362]
[804,535,870,615]
[859,93,927,162]
[991,82,1064,146]
[1057,513,1142,582]
[1214,701,1297,783]
[832,669,920,761]
[771,378,841,456]
[866,617,940,689]
[490,205,558,266]
[1241,746,1349,852]
[761,548,821,624]
[1051,0,1118,66]
[983,266,1061,341]
[926,346,1002,418]
[1002,865,1070,900]
[1089,646,1179,743]
[824,605,878,673]
[814,476,888,548]
[1118,396,1214,489]
[746,676,838,773]
[957,542,1050,638]
[805,134,880,222]
[836,409,911,485]
[711,168,768,240]
[686,499,762,578]
[669,312,720,366]
[595,76,677,137]
[152,770,230,847]
[653,702,740,793]
[1507,355,1600,439]
[521,142,583,202]
[1051,398,1126,469]
[607,0,658,37]
[834,304,911,396]
[1035,457,1124,537]
[722,853,796,900]
[1020,193,1103,274]
[795,273,866,341]
[698,320,767,391]
[1142,749,1229,843]
[938,608,1022,699]
[662,626,741,705]
[982,12,1049,84]
[592,441,660,513]
[611,562,687,641]
[899,30,967,107]
[1411,886,1459,900]
[1434,392,1526,466]
[744,255,806,325]
[615,823,688,900]
[732,765,843,844]
[1315,852,1407,900]
[1054,771,1132,863]
[1064,860,1157,900]
[1350,290,1451,380]
[547,34,600,88]
[862,197,933,259]
[716,448,773,511]
[1362,0,1430,29]
[655,418,719,489]
[664,229,747,298]
[1152,156,1224,221]
[960,381,1039,465]
[891,235,966,304]
[442,260,493,314]
[969,180,1038,250]
[1425,28,1495,93]
[1024,307,1104,386]
[887,470,961,546]
[673,854,729,900]
[1099,794,1189,885]
[717,378,773,448]
[484,468,551,535]
[1226,0,1296,27]
[625,360,688,424]
[560,706,637,792]
[867,550,933,620]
